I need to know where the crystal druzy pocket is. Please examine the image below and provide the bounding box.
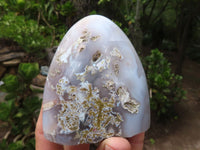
[42,15,150,145]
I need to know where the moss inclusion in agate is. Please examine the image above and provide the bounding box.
[43,29,140,144]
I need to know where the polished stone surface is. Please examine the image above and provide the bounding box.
[43,15,150,145]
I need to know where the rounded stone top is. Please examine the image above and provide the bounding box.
[43,15,150,145]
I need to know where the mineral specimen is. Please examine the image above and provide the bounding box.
[43,15,150,145]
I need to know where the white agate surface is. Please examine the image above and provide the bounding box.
[43,15,150,145]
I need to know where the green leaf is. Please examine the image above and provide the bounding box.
[16,0,25,9]
[0,74,19,93]
[0,139,8,149]
[18,63,39,81]
[150,138,155,144]
[5,93,17,101]
[14,112,23,118]
[0,100,14,121]
[8,141,24,150]
[23,96,41,114]
[89,10,97,15]
[24,138,35,150]
[23,126,31,135]
[98,0,110,5]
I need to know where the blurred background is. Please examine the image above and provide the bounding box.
[0,0,199,149]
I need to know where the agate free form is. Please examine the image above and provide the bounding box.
[42,15,150,145]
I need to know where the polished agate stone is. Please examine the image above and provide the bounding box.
[42,15,150,145]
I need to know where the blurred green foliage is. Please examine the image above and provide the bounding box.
[0,63,41,149]
[18,63,40,81]
[149,138,156,145]
[144,49,186,119]
[0,12,50,54]
[0,0,75,55]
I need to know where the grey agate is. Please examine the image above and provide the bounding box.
[42,15,150,145]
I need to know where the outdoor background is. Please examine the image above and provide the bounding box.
[0,0,199,149]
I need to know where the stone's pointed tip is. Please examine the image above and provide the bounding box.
[43,15,150,145]
[83,14,109,19]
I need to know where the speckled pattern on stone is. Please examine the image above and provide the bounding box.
[42,15,150,145]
